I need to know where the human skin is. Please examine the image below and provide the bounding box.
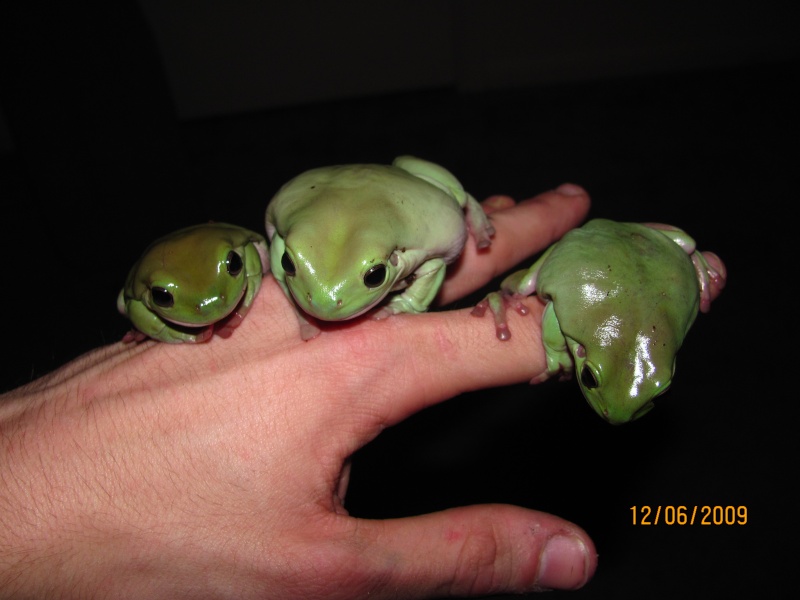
[0,185,596,599]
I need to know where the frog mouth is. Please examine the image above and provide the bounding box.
[291,288,380,322]
[163,290,246,327]
[631,401,656,420]
[296,297,377,322]
[595,399,656,425]
[161,321,214,335]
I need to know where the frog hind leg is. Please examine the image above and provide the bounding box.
[241,238,268,306]
[392,155,494,249]
[530,301,574,384]
[691,250,727,314]
[646,223,727,313]
[217,240,269,340]
[644,222,696,251]
[471,249,552,341]
[463,192,495,250]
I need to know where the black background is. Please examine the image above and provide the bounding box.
[1,3,797,599]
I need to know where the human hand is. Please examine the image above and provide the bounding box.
[0,185,595,599]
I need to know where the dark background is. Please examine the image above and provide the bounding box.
[1,2,797,598]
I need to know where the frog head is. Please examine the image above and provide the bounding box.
[567,328,678,425]
[134,227,250,326]
[269,216,405,321]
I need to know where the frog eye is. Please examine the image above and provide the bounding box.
[580,365,599,389]
[363,264,386,288]
[151,286,174,308]
[281,252,296,276]
[226,251,243,277]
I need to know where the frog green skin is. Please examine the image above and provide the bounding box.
[472,219,727,424]
[118,223,269,343]
[265,155,495,340]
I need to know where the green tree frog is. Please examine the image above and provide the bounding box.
[118,223,269,343]
[472,219,727,424]
[265,155,495,340]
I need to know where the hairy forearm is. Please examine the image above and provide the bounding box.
[0,344,151,597]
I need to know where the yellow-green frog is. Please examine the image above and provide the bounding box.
[266,155,495,340]
[118,223,268,343]
[473,219,726,424]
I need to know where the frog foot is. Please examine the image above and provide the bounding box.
[471,292,529,340]
[530,371,572,385]
[480,195,516,215]
[191,327,215,343]
[465,193,496,250]
[121,328,148,344]
[122,324,214,344]
[215,311,245,339]
[694,251,727,313]
[529,349,574,386]
[371,305,396,321]
[299,322,322,341]
[291,309,321,341]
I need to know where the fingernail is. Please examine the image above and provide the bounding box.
[536,534,592,590]
[481,195,516,212]
[555,183,585,197]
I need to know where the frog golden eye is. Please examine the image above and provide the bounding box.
[226,251,243,277]
[281,252,296,276]
[151,287,174,308]
[580,365,599,389]
[363,264,386,288]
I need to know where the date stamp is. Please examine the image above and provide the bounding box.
[630,505,747,526]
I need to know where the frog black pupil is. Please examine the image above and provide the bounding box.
[227,251,243,276]
[152,287,174,308]
[364,265,386,288]
[580,366,599,389]
[281,252,296,276]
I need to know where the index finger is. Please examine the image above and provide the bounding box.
[351,297,545,428]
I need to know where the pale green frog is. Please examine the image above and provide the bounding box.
[266,155,495,339]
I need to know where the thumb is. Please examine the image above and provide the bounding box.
[353,504,597,596]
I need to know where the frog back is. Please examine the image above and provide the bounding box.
[540,219,699,320]
[266,163,469,264]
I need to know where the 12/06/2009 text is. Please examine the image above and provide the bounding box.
[630,505,747,526]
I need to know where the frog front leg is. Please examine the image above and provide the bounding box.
[373,256,447,319]
[216,240,269,339]
[531,301,574,384]
[122,297,213,344]
[471,246,553,340]
[242,239,270,308]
